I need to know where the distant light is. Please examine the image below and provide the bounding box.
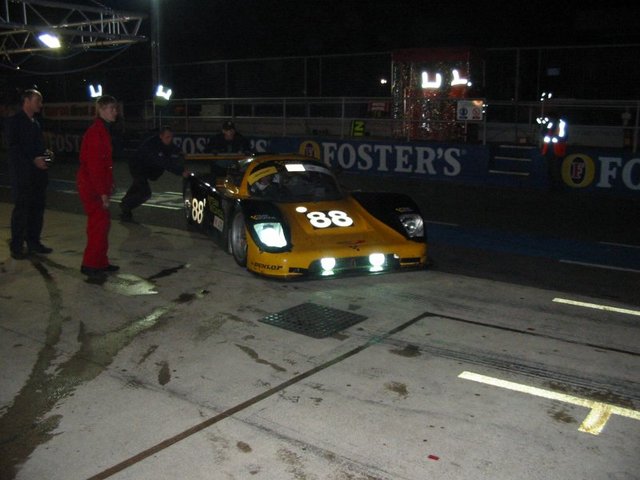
[38,33,61,49]
[295,206,308,213]
[155,84,172,100]
[450,69,469,86]
[421,71,442,89]
[379,78,388,85]
[89,84,103,98]
[558,119,567,138]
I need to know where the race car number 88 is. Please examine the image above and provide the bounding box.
[306,210,353,228]
[192,198,206,224]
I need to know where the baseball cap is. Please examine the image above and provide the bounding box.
[222,120,235,130]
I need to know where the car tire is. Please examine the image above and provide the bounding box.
[228,209,248,267]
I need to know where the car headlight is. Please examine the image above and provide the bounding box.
[399,213,424,238]
[254,222,287,248]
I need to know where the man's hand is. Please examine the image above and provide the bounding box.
[101,194,110,210]
[34,156,48,170]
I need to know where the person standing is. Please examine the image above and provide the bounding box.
[206,120,250,154]
[120,126,189,221]
[6,89,52,259]
[206,121,250,178]
[77,95,119,277]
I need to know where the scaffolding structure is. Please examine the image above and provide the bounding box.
[392,48,479,141]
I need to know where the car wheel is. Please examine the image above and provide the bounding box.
[229,210,247,266]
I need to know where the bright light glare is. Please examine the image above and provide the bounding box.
[38,33,61,49]
[399,213,424,237]
[285,163,305,172]
[320,257,336,271]
[89,84,102,98]
[450,69,469,86]
[421,71,442,89]
[255,223,286,248]
[380,78,388,85]
[295,206,308,213]
[558,119,567,138]
[369,253,385,267]
[155,84,172,100]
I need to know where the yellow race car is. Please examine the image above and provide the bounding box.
[183,153,427,278]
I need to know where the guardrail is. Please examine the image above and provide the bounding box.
[145,97,639,152]
[29,97,639,152]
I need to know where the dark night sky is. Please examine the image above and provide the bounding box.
[111,0,640,64]
[4,0,639,103]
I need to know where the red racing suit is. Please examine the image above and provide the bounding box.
[77,118,114,269]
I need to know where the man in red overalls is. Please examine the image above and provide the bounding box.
[77,95,119,277]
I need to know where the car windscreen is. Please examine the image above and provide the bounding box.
[248,162,343,202]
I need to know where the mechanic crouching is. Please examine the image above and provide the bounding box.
[120,126,190,221]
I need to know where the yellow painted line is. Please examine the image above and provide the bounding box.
[459,371,640,435]
[552,298,640,317]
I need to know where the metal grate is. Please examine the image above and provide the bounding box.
[259,302,368,338]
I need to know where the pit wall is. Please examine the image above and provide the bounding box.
[42,130,639,197]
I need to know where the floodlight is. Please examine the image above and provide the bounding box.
[155,84,172,100]
[450,69,469,86]
[38,33,61,49]
[421,71,442,89]
[89,84,103,98]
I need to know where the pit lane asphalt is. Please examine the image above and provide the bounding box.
[2,157,639,305]
[1,157,639,480]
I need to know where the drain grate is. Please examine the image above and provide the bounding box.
[259,302,368,338]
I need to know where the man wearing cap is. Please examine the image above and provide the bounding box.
[206,120,250,179]
[206,120,250,154]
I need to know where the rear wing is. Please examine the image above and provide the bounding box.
[184,153,254,177]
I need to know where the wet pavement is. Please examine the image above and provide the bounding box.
[1,158,639,480]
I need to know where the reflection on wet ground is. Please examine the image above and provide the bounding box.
[0,258,204,479]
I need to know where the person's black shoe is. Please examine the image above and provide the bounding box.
[120,208,133,222]
[28,243,53,254]
[104,264,120,272]
[81,265,107,277]
[10,250,28,260]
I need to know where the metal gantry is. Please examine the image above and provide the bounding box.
[0,0,147,60]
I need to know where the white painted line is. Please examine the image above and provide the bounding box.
[559,259,640,274]
[600,241,640,249]
[144,204,181,211]
[552,297,640,317]
[109,198,181,210]
[427,220,459,227]
[488,170,530,176]
[459,371,640,435]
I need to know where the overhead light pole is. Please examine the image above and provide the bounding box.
[151,0,161,89]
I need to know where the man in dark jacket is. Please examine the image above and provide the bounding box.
[6,89,51,259]
[120,126,189,221]
[206,120,250,154]
[206,121,251,178]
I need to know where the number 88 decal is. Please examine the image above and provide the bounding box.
[192,198,206,224]
[306,210,353,229]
